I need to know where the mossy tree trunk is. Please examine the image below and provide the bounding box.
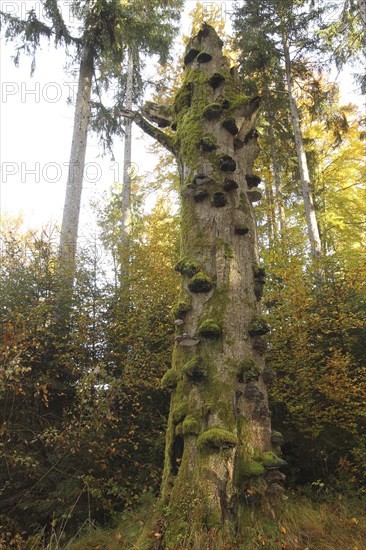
[160,24,285,543]
[122,23,285,545]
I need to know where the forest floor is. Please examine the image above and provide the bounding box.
[56,491,366,550]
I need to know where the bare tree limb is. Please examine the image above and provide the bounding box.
[119,108,176,154]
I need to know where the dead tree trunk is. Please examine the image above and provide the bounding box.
[160,25,284,543]
[122,24,285,545]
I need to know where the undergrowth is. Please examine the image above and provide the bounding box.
[3,491,365,549]
[58,491,366,549]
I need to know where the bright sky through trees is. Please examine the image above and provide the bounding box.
[0,0,363,235]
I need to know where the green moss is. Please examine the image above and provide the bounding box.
[227,92,251,112]
[172,67,210,168]
[261,451,287,469]
[173,82,192,114]
[182,356,206,381]
[175,257,200,278]
[175,423,183,436]
[271,431,285,445]
[236,459,265,480]
[197,319,221,339]
[225,243,234,258]
[172,300,191,319]
[182,416,200,436]
[248,315,270,337]
[197,428,238,451]
[161,369,178,391]
[171,402,188,424]
[237,359,261,383]
[188,272,213,293]
[197,285,229,346]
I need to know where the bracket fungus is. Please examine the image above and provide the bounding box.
[197,428,238,451]
[188,272,213,293]
[248,316,270,337]
[197,319,221,339]
[219,155,237,172]
[223,178,239,192]
[207,72,226,88]
[212,192,227,208]
[175,333,200,347]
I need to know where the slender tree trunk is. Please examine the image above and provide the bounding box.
[56,45,93,327]
[118,48,134,295]
[268,127,286,235]
[120,48,134,248]
[59,44,93,263]
[281,33,322,259]
[264,177,277,243]
[158,25,285,545]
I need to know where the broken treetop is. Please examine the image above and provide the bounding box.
[171,23,261,202]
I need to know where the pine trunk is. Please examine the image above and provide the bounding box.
[160,25,285,544]
[282,34,322,259]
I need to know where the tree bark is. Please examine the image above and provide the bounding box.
[264,177,277,243]
[59,44,93,264]
[119,48,134,290]
[281,33,322,259]
[55,44,93,328]
[268,127,286,235]
[157,24,285,544]
[121,48,134,244]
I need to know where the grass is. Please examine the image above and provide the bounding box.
[62,491,366,550]
[6,491,366,549]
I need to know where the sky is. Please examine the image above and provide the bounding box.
[0,0,364,242]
